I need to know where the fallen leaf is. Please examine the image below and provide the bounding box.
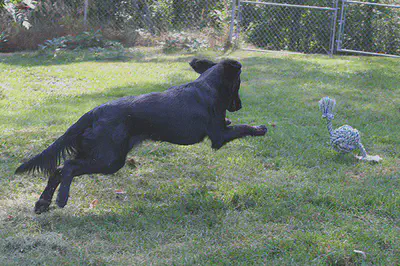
[149,147,159,154]
[355,155,383,163]
[326,244,331,253]
[126,157,136,167]
[115,189,126,194]
[89,199,99,209]
[353,250,367,259]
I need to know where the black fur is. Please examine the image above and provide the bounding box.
[16,58,268,213]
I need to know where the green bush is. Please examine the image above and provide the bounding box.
[39,30,119,51]
[0,31,7,48]
[162,32,209,53]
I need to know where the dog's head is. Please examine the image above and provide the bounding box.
[220,59,242,112]
[189,58,242,112]
[189,58,216,74]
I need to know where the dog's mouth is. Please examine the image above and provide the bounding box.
[228,98,242,112]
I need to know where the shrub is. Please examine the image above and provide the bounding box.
[0,31,7,48]
[39,30,111,51]
[162,32,209,53]
[2,0,37,29]
[38,30,125,59]
[0,0,83,52]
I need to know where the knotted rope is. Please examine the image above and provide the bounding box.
[319,97,380,162]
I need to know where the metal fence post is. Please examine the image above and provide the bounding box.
[236,0,242,47]
[83,0,89,30]
[228,0,236,44]
[336,0,347,51]
[329,0,339,57]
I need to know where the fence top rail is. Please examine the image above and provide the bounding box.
[339,49,400,58]
[240,1,337,10]
[345,1,400,8]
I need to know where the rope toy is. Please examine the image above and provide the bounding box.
[319,96,382,162]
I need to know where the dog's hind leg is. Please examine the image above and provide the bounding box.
[55,156,126,208]
[34,169,62,214]
[53,125,144,209]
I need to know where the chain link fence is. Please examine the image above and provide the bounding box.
[237,0,338,55]
[0,0,399,56]
[86,0,235,50]
[0,0,234,52]
[337,0,400,57]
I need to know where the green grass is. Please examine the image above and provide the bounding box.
[0,49,399,265]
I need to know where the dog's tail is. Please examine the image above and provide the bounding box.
[15,111,94,176]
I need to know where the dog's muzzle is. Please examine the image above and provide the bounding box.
[228,98,242,112]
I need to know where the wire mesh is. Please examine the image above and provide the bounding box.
[76,0,234,48]
[0,0,234,51]
[1,0,400,56]
[339,0,400,56]
[238,0,337,54]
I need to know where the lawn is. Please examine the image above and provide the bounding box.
[0,49,399,265]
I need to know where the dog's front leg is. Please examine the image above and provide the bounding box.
[210,124,267,150]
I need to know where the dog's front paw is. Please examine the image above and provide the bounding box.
[253,125,268,136]
[34,199,51,214]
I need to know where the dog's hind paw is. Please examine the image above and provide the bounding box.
[253,125,268,136]
[56,197,68,208]
[34,199,51,214]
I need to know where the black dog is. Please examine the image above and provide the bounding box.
[15,58,267,214]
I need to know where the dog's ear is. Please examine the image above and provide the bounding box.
[222,59,242,77]
[189,58,217,74]
[221,59,242,112]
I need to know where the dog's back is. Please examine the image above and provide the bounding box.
[96,84,214,145]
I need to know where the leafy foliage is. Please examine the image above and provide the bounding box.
[39,30,124,55]
[0,31,7,48]
[2,0,37,29]
[162,32,209,53]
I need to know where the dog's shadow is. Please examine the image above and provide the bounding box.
[32,190,235,234]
